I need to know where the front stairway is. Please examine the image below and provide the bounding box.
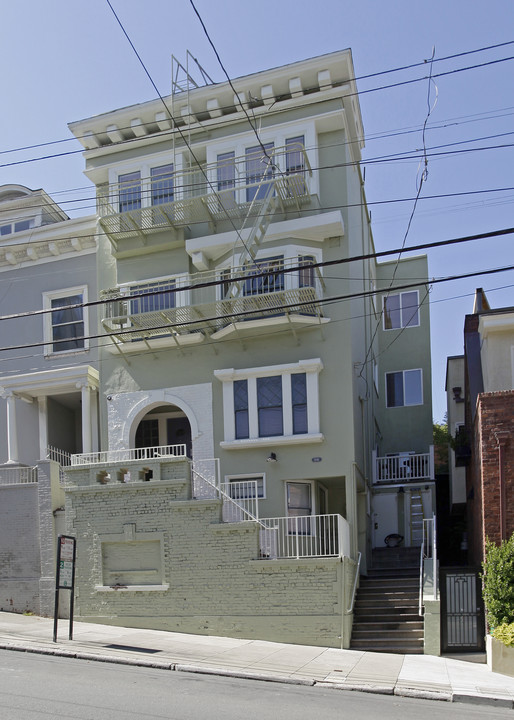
[351,547,424,654]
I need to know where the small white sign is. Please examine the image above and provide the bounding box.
[59,560,73,587]
[60,537,74,562]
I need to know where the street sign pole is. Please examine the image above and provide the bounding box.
[53,535,76,643]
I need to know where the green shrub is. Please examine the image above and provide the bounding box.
[492,623,514,647]
[482,534,514,628]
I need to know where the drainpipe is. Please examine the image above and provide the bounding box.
[493,430,510,541]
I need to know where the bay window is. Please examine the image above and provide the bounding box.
[215,359,323,448]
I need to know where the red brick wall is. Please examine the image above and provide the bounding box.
[471,391,514,562]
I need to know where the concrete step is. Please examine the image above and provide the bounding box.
[353,619,423,630]
[354,610,421,621]
[359,577,419,589]
[350,641,424,654]
[352,630,423,647]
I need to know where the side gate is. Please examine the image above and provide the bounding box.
[440,567,485,653]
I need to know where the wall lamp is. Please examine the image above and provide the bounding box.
[266,452,278,463]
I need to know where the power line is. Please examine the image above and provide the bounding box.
[2,51,513,171]
[2,39,513,159]
[3,129,514,222]
[0,263,511,355]
[1,226,512,322]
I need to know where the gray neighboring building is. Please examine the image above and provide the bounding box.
[0,184,98,614]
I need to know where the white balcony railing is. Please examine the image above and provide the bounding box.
[101,257,325,342]
[220,481,260,522]
[70,444,187,466]
[259,514,350,559]
[0,466,38,485]
[96,144,313,243]
[373,447,435,484]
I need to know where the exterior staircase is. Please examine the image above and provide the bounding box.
[351,547,424,654]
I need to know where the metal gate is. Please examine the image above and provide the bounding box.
[440,568,485,653]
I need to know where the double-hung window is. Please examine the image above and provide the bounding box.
[298,255,316,289]
[285,136,305,175]
[386,369,423,408]
[244,256,284,296]
[44,287,87,355]
[257,375,283,436]
[217,151,236,192]
[129,280,176,315]
[150,164,174,205]
[245,143,274,202]
[216,359,323,447]
[383,291,419,330]
[234,379,249,440]
[119,171,141,213]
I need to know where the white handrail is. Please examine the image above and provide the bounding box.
[347,551,362,613]
[419,540,425,616]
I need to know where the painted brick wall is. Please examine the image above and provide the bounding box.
[66,481,347,647]
[0,484,41,613]
[471,391,514,562]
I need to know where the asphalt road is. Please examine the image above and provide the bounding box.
[0,650,511,720]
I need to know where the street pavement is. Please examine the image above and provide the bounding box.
[1,611,513,709]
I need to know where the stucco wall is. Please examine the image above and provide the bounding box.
[66,480,348,647]
[0,484,41,613]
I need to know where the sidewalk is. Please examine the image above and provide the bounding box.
[0,611,513,709]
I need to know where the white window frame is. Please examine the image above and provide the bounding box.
[285,480,316,516]
[108,153,185,209]
[382,290,420,330]
[225,473,266,499]
[118,272,190,311]
[43,285,89,356]
[215,358,323,449]
[205,122,318,202]
[215,244,322,301]
[385,368,423,408]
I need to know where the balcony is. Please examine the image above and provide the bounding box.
[96,144,314,252]
[0,465,38,485]
[372,447,435,485]
[100,257,328,349]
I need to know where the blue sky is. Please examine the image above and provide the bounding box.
[1,0,513,421]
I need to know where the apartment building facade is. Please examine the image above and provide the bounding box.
[0,51,433,646]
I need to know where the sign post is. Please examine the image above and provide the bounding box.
[53,535,76,642]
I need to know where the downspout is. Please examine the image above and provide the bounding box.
[494,430,510,541]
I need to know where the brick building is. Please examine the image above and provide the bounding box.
[448,289,514,565]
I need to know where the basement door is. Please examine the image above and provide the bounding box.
[440,568,485,653]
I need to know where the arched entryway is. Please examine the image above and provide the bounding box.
[134,403,192,457]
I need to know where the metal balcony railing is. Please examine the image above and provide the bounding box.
[100,257,325,342]
[96,144,313,244]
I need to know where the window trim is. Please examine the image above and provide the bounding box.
[225,473,266,499]
[385,368,423,408]
[215,244,322,301]
[43,285,89,356]
[383,290,420,331]
[215,359,323,449]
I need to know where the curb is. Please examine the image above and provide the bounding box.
[176,664,314,686]
[0,640,511,709]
